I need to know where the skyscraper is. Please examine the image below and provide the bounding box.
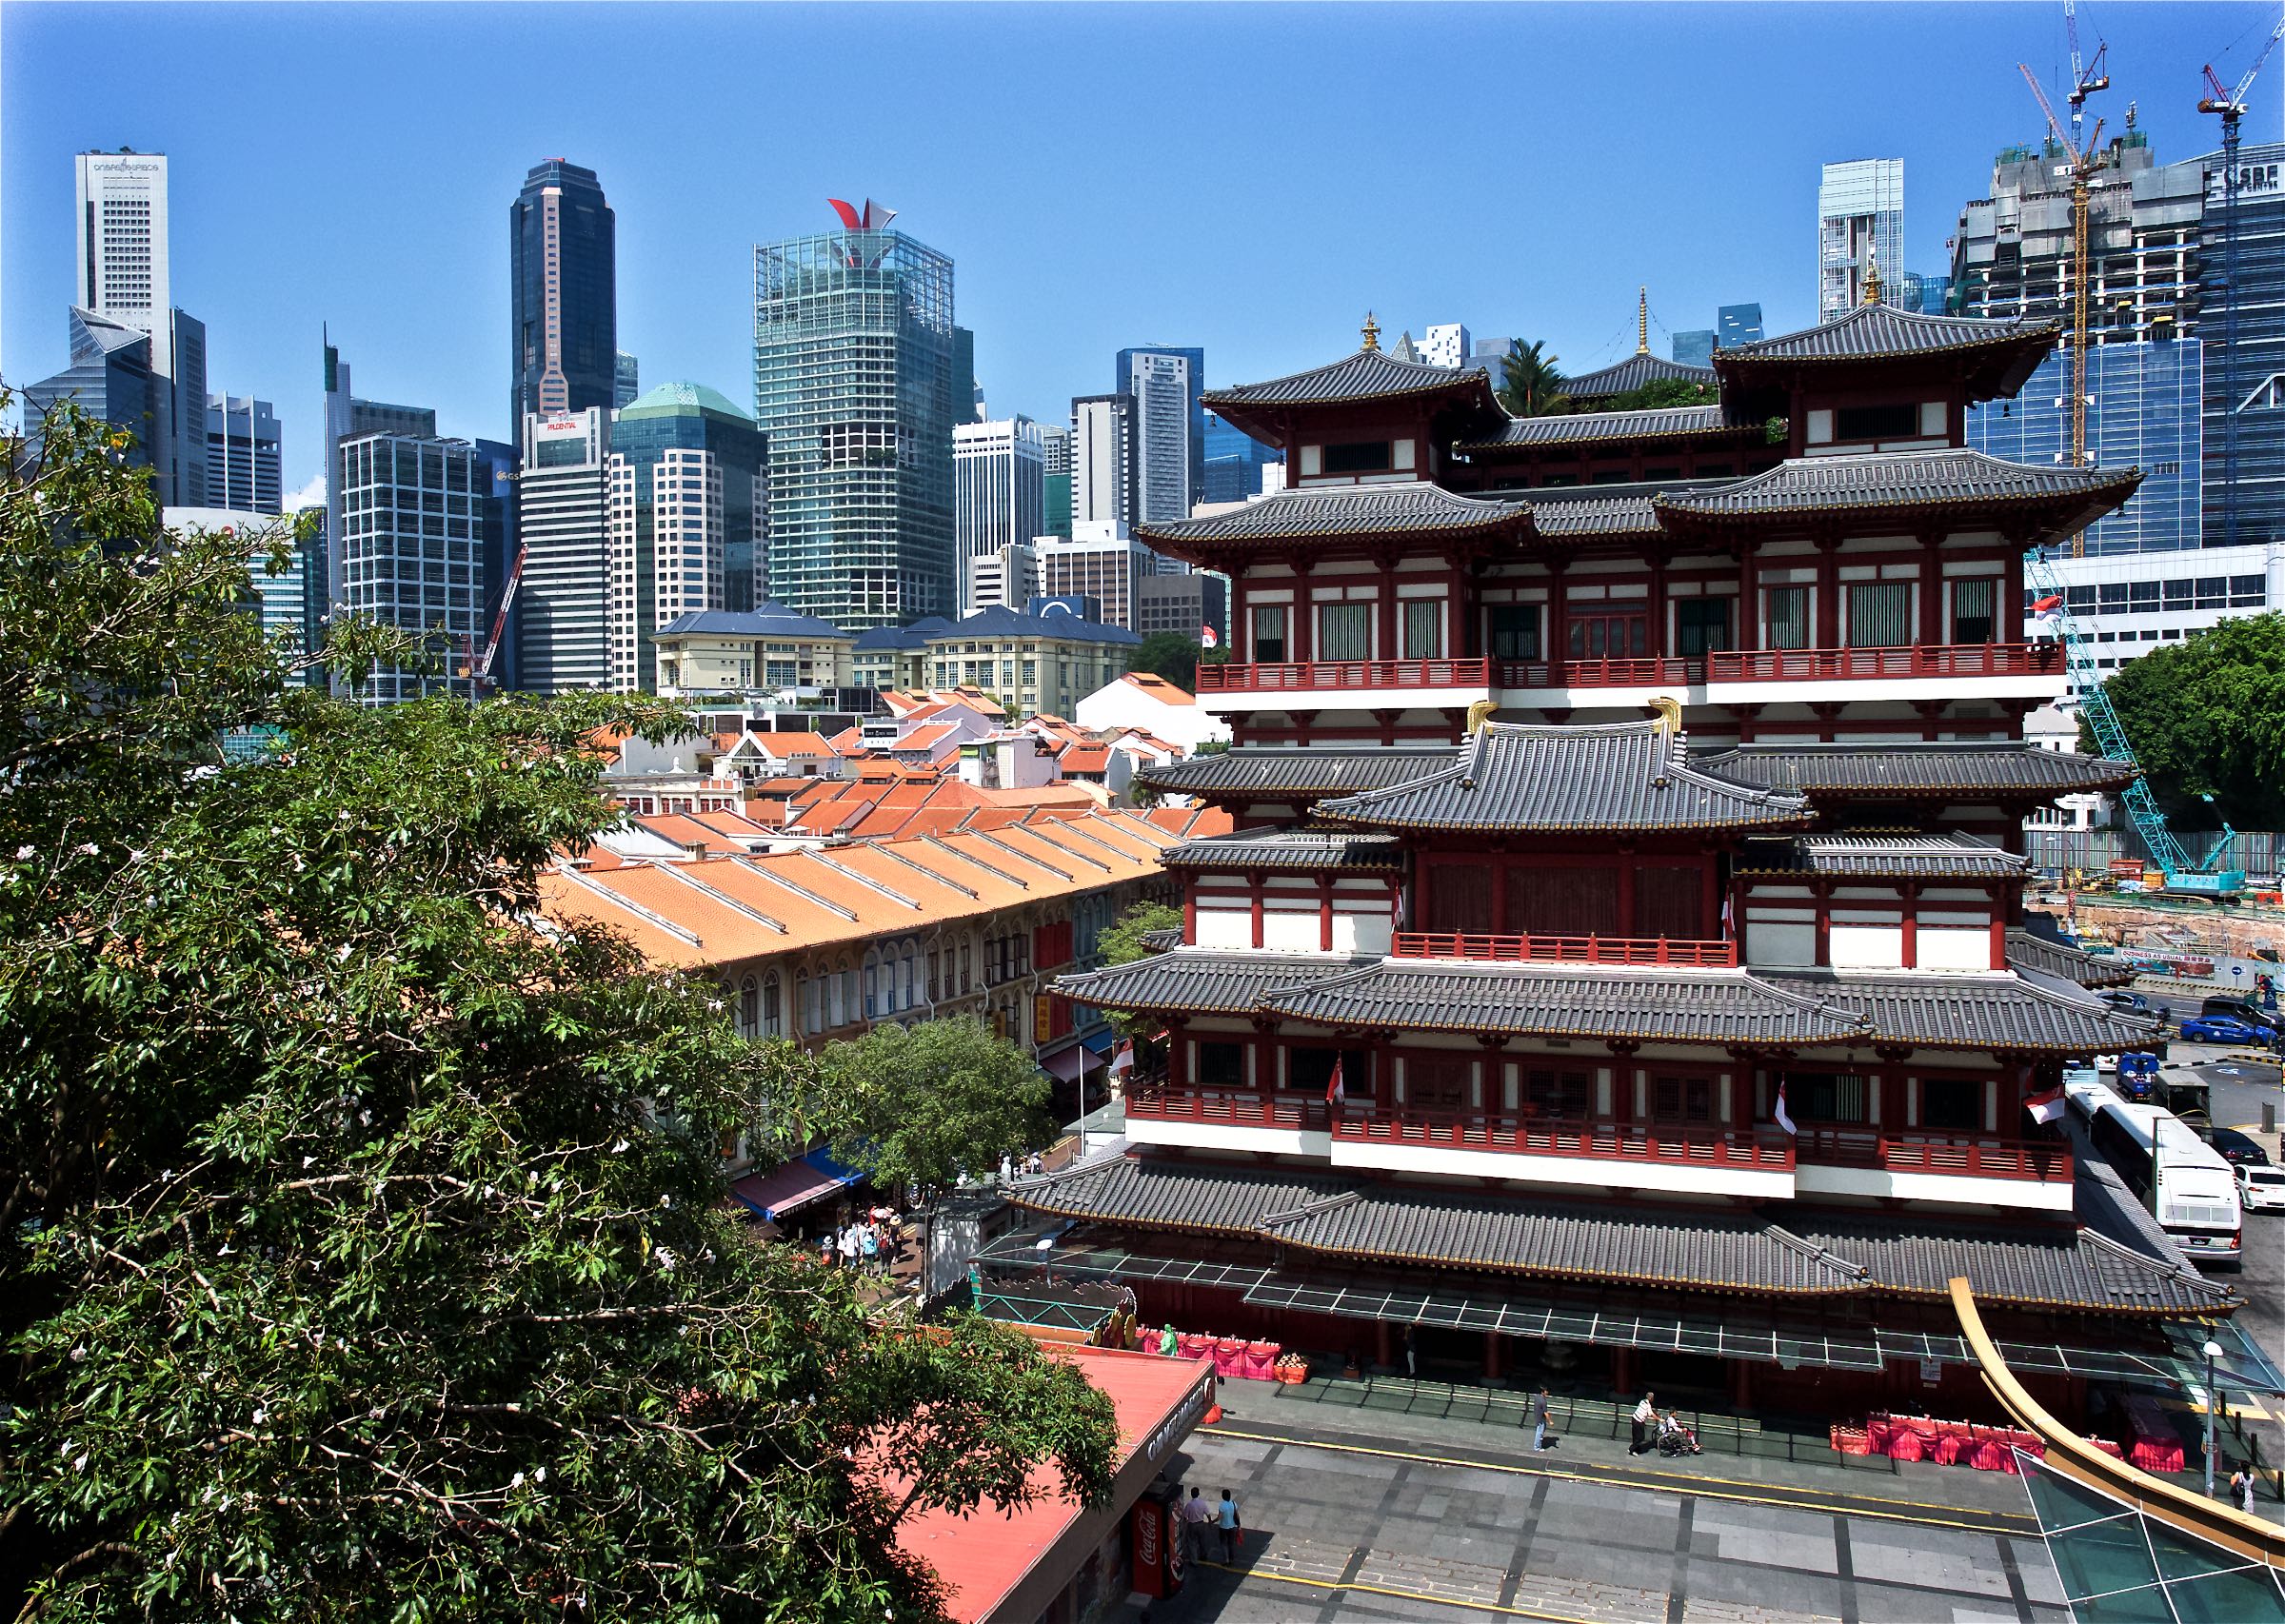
[517,408,612,695]
[1718,304,1765,348]
[24,309,161,480]
[72,149,205,504]
[2194,139,2284,547]
[1202,414,1282,504]
[1671,329,1717,366]
[1818,159,1904,321]
[615,352,640,409]
[1071,393,1137,531]
[1041,424,1073,540]
[954,417,1046,615]
[753,207,957,628]
[1420,324,1473,370]
[1116,346,1204,511]
[953,326,982,423]
[606,383,767,691]
[335,431,506,704]
[206,395,282,513]
[322,337,440,634]
[509,160,618,427]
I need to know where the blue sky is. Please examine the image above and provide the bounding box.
[5,2,2277,497]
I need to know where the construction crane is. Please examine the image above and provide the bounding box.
[2024,549,2244,898]
[2064,0,2110,146]
[2017,64,2105,555]
[2198,10,2285,549]
[460,543,528,697]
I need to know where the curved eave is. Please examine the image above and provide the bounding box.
[1201,373,1503,445]
[1651,470,2144,538]
[1713,324,2063,401]
[1266,1230,1864,1297]
[1002,1191,1237,1240]
[1453,423,1760,456]
[1315,807,1817,837]
[1132,513,1536,564]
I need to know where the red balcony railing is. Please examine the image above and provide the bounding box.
[1704,644,2061,683]
[1195,658,1493,695]
[1125,1083,1329,1132]
[1496,657,1703,690]
[1794,1126,2071,1183]
[1333,1105,1795,1171]
[1394,932,1739,967]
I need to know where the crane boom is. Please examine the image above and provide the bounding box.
[477,544,528,685]
[2018,63,2102,552]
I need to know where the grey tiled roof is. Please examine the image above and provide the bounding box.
[1769,971,2167,1053]
[1560,352,1718,402]
[1262,1187,1867,1296]
[1719,305,2059,366]
[1654,449,2141,525]
[1793,1214,2232,1315]
[1202,348,1491,409]
[1456,404,1737,450]
[1135,482,1529,549]
[1736,832,2030,881]
[1134,745,1460,799]
[1316,719,1812,834]
[1003,1152,1351,1238]
[1262,961,1871,1043]
[1515,477,1735,540]
[1164,828,1406,872]
[2005,928,2136,990]
[1055,949,1375,1016]
[1696,742,2141,799]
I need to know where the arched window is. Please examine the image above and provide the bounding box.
[762,971,783,1038]
[863,950,881,1019]
[898,941,916,1011]
[827,962,848,1029]
[739,975,760,1038]
[799,969,818,1037]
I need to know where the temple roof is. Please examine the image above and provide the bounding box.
[1315,719,1811,834]
[1055,948,1376,1017]
[1560,352,1717,403]
[1163,827,1406,873]
[1454,403,1741,451]
[1134,744,1460,800]
[1652,448,2142,529]
[1790,1213,2228,1315]
[1762,970,2166,1053]
[1005,1152,1351,1237]
[1696,741,2141,799]
[1135,481,1530,552]
[1515,477,1730,540]
[1716,305,2061,399]
[1259,960,1870,1043]
[1201,347,1496,413]
[2005,927,2136,990]
[1735,832,2030,881]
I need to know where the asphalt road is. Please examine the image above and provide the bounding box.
[2189,1052,2285,1479]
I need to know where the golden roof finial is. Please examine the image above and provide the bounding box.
[1862,244,1884,307]
[1361,311,1381,352]
[1636,287,1650,355]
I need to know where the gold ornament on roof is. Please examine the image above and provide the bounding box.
[1862,244,1884,307]
[1648,695,1684,736]
[1361,311,1381,352]
[1465,700,1500,735]
[1636,287,1650,355]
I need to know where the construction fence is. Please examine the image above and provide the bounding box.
[2026,827,2282,880]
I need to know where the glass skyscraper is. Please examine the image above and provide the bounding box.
[2196,140,2285,548]
[1717,304,1764,347]
[1116,345,1205,511]
[752,221,956,629]
[509,161,617,429]
[337,432,507,704]
[206,395,282,513]
[1818,159,1903,322]
[1203,414,1282,504]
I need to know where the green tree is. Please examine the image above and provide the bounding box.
[2088,612,2285,831]
[1093,901,1182,1042]
[1602,377,1719,411]
[1130,631,1203,693]
[0,396,1115,1622]
[1497,339,1569,418]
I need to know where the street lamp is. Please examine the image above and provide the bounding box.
[2203,1339,2225,1499]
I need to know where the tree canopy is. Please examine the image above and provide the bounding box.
[1600,377,1720,411]
[1093,901,1182,1041]
[1130,631,1204,693]
[0,396,1116,1621]
[2089,611,2285,831]
[1497,339,1569,418]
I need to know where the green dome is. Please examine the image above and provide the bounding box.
[620,381,752,420]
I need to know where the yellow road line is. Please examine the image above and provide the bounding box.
[1189,1557,1598,1622]
[1199,1424,2032,1533]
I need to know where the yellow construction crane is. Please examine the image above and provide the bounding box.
[2018,63,2105,555]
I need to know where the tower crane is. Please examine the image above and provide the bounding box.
[2198,10,2285,549]
[2017,64,2104,556]
[2064,0,2110,147]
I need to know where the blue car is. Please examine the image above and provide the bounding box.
[2180,1015,2280,1044]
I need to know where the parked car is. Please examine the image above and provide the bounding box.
[2099,990,2152,1013]
[2237,1164,2285,1213]
[2211,1127,2271,1167]
[2200,996,2272,1027]
[2182,1015,2280,1044]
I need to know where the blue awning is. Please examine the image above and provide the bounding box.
[729,1147,863,1221]
[1081,1029,1121,1057]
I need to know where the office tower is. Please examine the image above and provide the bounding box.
[1717,304,1764,347]
[954,417,1046,614]
[166,505,309,667]
[1071,393,1137,530]
[1134,569,1228,644]
[469,438,521,691]
[1036,522,1161,629]
[73,149,207,504]
[517,408,612,694]
[967,540,1039,615]
[1818,159,1903,321]
[752,208,957,629]
[953,326,982,423]
[1202,414,1282,504]
[23,309,161,478]
[1116,346,1204,511]
[606,384,767,691]
[1671,329,1717,367]
[206,396,283,513]
[509,160,618,427]
[1898,271,1954,315]
[2196,140,2285,547]
[615,352,640,409]
[321,337,441,627]
[335,431,502,703]
[1041,425,1073,540]
[1420,325,1472,369]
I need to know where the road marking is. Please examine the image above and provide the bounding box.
[1189,1555,1602,1621]
[1197,1424,2036,1535]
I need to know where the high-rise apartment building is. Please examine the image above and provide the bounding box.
[1202,414,1282,504]
[1718,304,1764,347]
[336,432,506,704]
[1420,324,1473,369]
[954,417,1046,615]
[1041,425,1074,540]
[1818,159,1904,322]
[509,160,618,427]
[517,408,612,695]
[1071,393,1137,531]
[1116,346,1204,514]
[615,352,640,409]
[71,149,206,504]
[752,210,958,629]
[205,396,282,513]
[606,384,767,691]
[1671,329,1716,366]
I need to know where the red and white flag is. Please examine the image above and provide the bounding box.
[1773,1079,1797,1137]
[2024,1084,2067,1125]
[2030,594,2064,618]
[1200,624,1220,649]
[1109,1039,1135,1077]
[1324,1058,1345,1106]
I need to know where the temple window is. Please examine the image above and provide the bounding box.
[1487,604,1541,660]
[1401,599,1444,659]
[1567,608,1648,659]
[1250,604,1288,662]
[1422,862,1494,934]
[1788,1071,1871,1125]
[1405,1053,1472,1110]
[1322,440,1393,475]
[1506,865,1619,937]
[1523,1066,1594,1119]
[1317,603,1372,661]
[1921,1076,1984,1132]
[1846,582,1913,647]
[1675,597,1733,656]
[1835,403,1918,442]
[1949,577,1997,644]
[1289,1046,1371,1098]
[1652,1074,1717,1124]
[1764,585,1812,648]
[1197,1041,1246,1088]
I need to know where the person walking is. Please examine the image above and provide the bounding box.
[1529,1385,1552,1452]
[1631,1392,1657,1455]
[858,1222,881,1277]
[1215,1489,1242,1562]
[1402,1326,1417,1379]
[2232,1468,2258,1514]
[1182,1486,1212,1562]
[837,1224,860,1271]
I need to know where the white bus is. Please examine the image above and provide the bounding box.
[2068,1079,2243,1265]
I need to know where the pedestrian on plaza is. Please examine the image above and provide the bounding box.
[819,1234,835,1270]
[1182,1486,1212,1561]
[1632,1392,1658,1455]
[858,1222,880,1277]
[999,1153,1013,1185]
[1216,1489,1242,1561]
[2232,1468,2258,1514]
[838,1225,860,1270]
[1402,1325,1417,1379]
[1529,1385,1552,1452]
[1161,1322,1179,1357]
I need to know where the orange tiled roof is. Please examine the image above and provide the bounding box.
[1121,672,1195,703]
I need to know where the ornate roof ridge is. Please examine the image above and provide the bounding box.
[1720,303,2061,363]
[1202,347,1488,408]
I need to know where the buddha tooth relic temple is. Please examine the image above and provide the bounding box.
[982,295,2257,1422]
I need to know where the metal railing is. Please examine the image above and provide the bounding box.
[1704,644,2061,683]
[1194,658,1493,694]
[1394,932,1739,967]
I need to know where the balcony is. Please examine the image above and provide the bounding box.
[1496,657,1703,690]
[1793,1125,2071,1184]
[1703,644,2061,683]
[1195,658,1493,699]
[1395,932,1739,968]
[1331,1104,1795,1174]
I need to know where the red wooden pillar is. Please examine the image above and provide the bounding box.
[1547,564,1569,668]
[1292,564,1315,664]
[1249,876,1264,949]
[1612,1347,1636,1396]
[1917,537,1943,647]
[1319,877,1335,952]
[1899,882,1918,969]
[1166,1020,1190,1087]
[1378,563,1399,661]
[1252,1020,1276,1096]
[1482,1331,1504,1385]
[1814,882,1832,966]
[1817,539,1840,650]
[1183,884,1198,945]
[1649,554,1670,662]
[1989,913,2008,971]
[1376,1319,1395,1370]
[1731,1360,1754,1410]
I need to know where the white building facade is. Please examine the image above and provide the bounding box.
[2020,540,2284,674]
[1818,158,1905,323]
[1125,351,1195,525]
[955,417,1046,614]
[517,409,612,694]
